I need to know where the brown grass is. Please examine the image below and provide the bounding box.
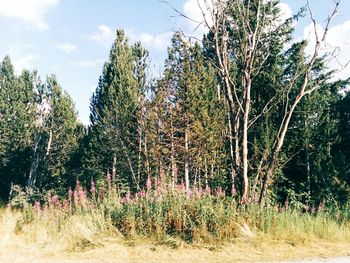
[1,209,350,263]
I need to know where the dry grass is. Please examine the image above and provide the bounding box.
[1,208,350,263]
[3,184,350,262]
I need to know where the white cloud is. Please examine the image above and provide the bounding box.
[303,20,350,80]
[90,25,171,51]
[55,43,77,54]
[183,0,213,38]
[276,2,293,25]
[70,59,105,68]
[0,0,59,31]
[183,0,293,39]
[12,54,35,74]
[90,25,114,46]
[138,32,172,51]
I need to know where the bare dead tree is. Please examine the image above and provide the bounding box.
[196,0,342,205]
[162,0,344,205]
[258,0,342,206]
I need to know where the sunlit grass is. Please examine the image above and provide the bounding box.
[6,178,350,253]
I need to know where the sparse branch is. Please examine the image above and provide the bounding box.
[259,0,342,207]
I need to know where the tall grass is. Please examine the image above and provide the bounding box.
[6,177,350,252]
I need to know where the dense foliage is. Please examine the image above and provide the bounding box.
[1,0,350,211]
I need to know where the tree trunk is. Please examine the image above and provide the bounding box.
[242,78,252,203]
[171,121,176,189]
[184,127,190,192]
[27,134,41,188]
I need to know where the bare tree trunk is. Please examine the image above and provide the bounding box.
[45,130,52,156]
[144,136,151,179]
[205,158,208,187]
[198,164,202,189]
[171,120,176,189]
[120,138,140,190]
[242,79,251,203]
[112,154,117,178]
[27,134,41,188]
[137,96,146,184]
[137,135,142,184]
[304,116,311,201]
[228,110,236,195]
[184,127,190,192]
[259,87,310,206]
[259,0,340,207]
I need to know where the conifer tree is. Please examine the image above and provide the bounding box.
[87,29,148,190]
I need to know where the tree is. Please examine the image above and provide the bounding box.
[87,29,148,190]
[149,32,226,191]
[0,57,36,199]
[200,0,342,205]
[27,75,80,193]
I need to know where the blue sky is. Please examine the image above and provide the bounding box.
[0,0,349,124]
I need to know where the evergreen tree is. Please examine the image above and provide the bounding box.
[0,57,36,199]
[86,29,148,190]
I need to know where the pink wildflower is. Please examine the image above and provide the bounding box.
[63,199,69,210]
[187,188,193,198]
[305,204,310,213]
[99,186,105,200]
[146,177,152,191]
[140,190,146,198]
[154,177,159,189]
[126,191,131,203]
[68,187,73,200]
[107,172,111,191]
[284,199,289,210]
[90,178,96,195]
[34,201,41,213]
[74,189,79,207]
[205,185,211,195]
[311,206,316,213]
[178,182,185,193]
[318,202,325,213]
[231,185,236,196]
[51,194,58,204]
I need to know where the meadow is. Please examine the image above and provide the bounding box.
[1,177,350,262]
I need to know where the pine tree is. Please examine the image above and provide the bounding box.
[87,29,148,190]
[151,32,226,191]
[0,57,36,199]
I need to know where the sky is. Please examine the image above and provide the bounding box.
[0,0,349,124]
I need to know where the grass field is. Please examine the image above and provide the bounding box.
[1,208,350,263]
[2,183,350,262]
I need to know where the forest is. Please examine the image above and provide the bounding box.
[2,1,350,260]
[1,0,349,208]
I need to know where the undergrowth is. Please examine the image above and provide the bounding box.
[5,177,350,252]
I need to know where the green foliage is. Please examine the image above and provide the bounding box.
[85,29,148,190]
[0,57,81,199]
[0,0,350,215]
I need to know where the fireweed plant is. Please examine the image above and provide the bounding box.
[6,174,350,249]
